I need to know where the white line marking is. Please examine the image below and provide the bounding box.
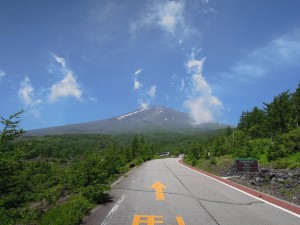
[177,159,300,218]
[101,180,135,225]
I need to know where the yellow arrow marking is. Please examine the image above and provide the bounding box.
[176,216,185,225]
[151,181,166,201]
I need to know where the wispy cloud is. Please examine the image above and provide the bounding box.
[130,0,188,37]
[0,69,6,81]
[147,85,157,98]
[49,54,83,102]
[18,76,42,117]
[138,99,150,109]
[134,79,143,90]
[221,29,300,82]
[134,68,143,76]
[133,68,143,90]
[184,50,222,124]
[133,68,158,108]
[180,78,185,91]
[52,54,66,68]
[49,72,82,102]
[138,85,158,109]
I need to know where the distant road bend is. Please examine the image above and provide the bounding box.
[84,158,300,225]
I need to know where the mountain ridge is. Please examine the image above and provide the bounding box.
[25,106,227,136]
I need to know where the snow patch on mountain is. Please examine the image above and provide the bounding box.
[117,108,147,120]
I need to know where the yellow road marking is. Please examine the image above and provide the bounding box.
[151,181,166,201]
[132,215,164,225]
[132,215,186,225]
[176,216,185,225]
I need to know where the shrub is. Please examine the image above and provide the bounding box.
[0,208,13,225]
[40,195,91,225]
[81,184,109,204]
[273,159,289,169]
[210,158,217,165]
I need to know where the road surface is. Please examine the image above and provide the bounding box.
[84,158,300,225]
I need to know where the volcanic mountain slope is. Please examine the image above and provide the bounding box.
[25,106,226,136]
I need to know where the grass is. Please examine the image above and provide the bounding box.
[40,195,92,225]
[185,155,235,175]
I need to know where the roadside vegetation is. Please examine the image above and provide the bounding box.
[0,113,154,225]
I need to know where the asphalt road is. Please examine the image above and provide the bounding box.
[83,158,300,225]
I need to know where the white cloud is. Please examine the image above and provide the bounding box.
[202,8,218,14]
[147,85,157,98]
[49,72,82,102]
[134,79,143,90]
[18,76,42,117]
[18,76,42,106]
[131,0,186,36]
[184,51,223,124]
[132,68,157,108]
[134,68,143,76]
[138,99,149,109]
[0,69,6,80]
[133,68,143,90]
[52,54,66,68]
[180,78,185,91]
[222,29,300,82]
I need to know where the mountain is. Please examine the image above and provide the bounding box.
[25,106,227,136]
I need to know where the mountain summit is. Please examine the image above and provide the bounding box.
[26,106,226,136]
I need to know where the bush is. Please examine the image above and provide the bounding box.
[40,195,91,225]
[81,184,109,204]
[210,158,217,165]
[191,158,197,166]
[0,208,13,225]
[131,157,144,166]
[273,159,290,169]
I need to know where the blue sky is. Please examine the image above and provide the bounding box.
[0,0,299,130]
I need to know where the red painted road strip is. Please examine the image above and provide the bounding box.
[178,159,300,216]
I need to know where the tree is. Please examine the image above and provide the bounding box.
[264,91,297,137]
[292,82,300,127]
[0,110,25,145]
[237,107,267,138]
[0,110,27,208]
[132,135,139,157]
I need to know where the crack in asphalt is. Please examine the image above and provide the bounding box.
[163,160,221,225]
[113,187,264,206]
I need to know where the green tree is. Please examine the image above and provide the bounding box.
[238,107,267,138]
[0,111,27,208]
[292,82,300,127]
[264,91,297,137]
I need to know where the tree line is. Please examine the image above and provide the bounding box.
[185,83,300,168]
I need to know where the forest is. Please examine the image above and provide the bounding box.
[185,83,300,170]
[0,83,299,224]
[0,113,158,224]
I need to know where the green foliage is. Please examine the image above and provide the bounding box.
[80,184,109,203]
[40,195,91,225]
[0,207,13,225]
[210,157,217,165]
[0,110,27,209]
[238,107,267,138]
